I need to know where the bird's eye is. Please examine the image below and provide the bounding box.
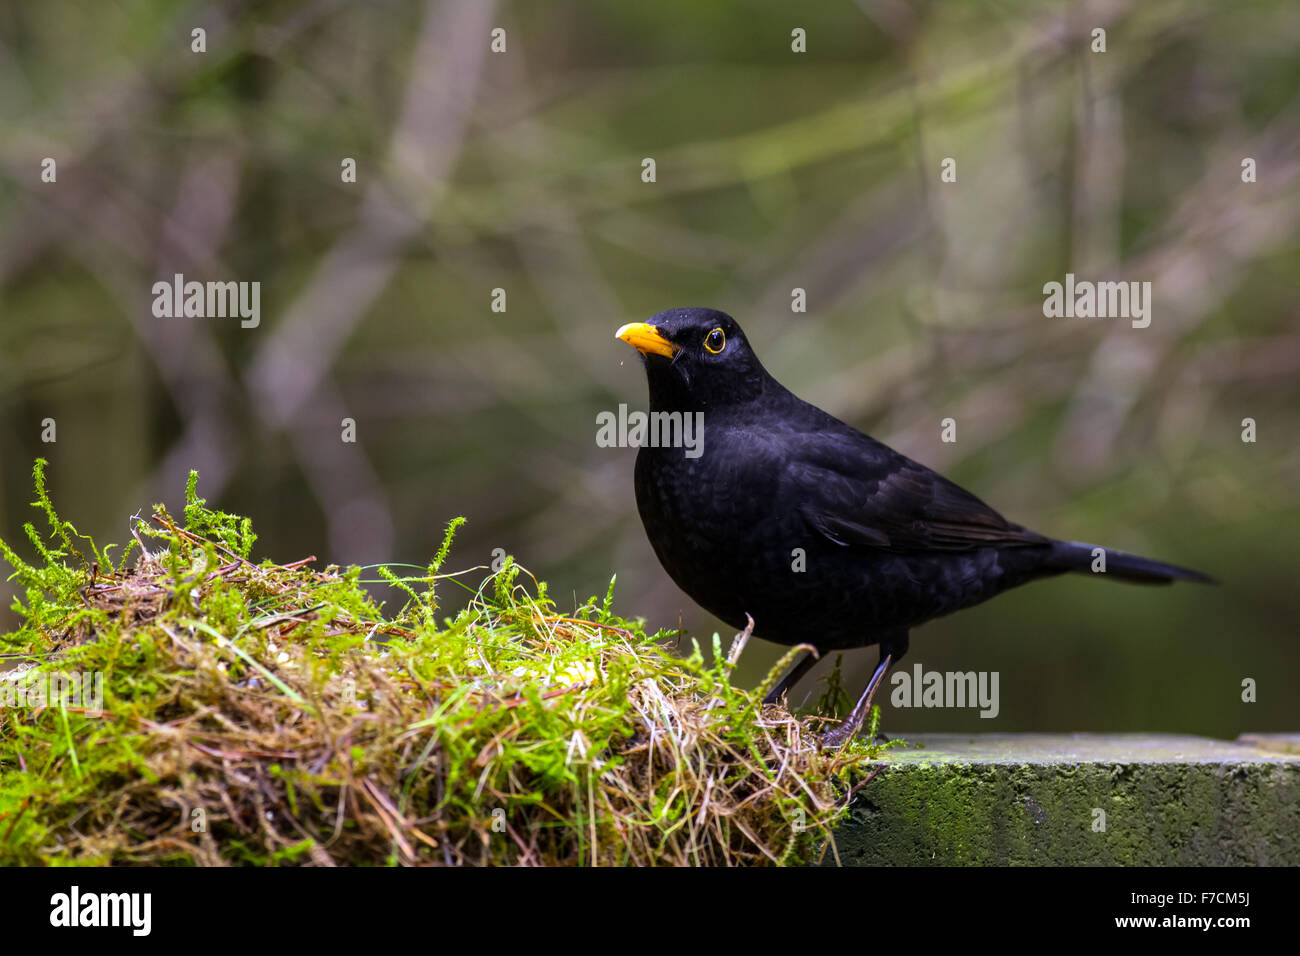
[703,328,726,354]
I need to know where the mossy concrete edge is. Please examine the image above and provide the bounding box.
[834,733,1300,865]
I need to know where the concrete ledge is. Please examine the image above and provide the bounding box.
[835,734,1300,866]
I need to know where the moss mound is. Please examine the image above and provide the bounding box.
[0,460,883,866]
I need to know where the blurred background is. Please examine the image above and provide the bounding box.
[1,0,1297,735]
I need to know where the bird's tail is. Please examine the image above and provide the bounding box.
[1046,540,1216,585]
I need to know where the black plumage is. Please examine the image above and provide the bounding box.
[616,308,1211,744]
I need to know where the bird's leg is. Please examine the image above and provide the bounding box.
[762,649,817,706]
[820,652,893,748]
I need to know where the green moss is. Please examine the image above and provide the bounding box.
[0,460,887,866]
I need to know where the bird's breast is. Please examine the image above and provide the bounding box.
[632,433,796,627]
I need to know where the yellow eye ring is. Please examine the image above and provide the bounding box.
[703,328,726,353]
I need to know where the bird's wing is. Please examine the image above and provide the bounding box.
[784,424,1048,554]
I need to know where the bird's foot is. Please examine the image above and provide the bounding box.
[818,719,862,749]
[822,728,891,748]
[819,710,886,748]
[818,652,892,750]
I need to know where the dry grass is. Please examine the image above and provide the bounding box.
[0,461,885,866]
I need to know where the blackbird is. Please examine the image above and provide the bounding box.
[616,308,1211,745]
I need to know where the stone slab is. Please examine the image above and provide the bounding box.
[834,734,1300,866]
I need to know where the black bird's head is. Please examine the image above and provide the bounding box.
[615,308,772,410]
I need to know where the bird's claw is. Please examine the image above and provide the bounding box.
[818,652,893,750]
[818,710,870,749]
[818,722,889,749]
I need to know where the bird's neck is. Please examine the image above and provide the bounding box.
[645,366,776,414]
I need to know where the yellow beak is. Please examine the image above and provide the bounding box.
[615,322,678,359]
